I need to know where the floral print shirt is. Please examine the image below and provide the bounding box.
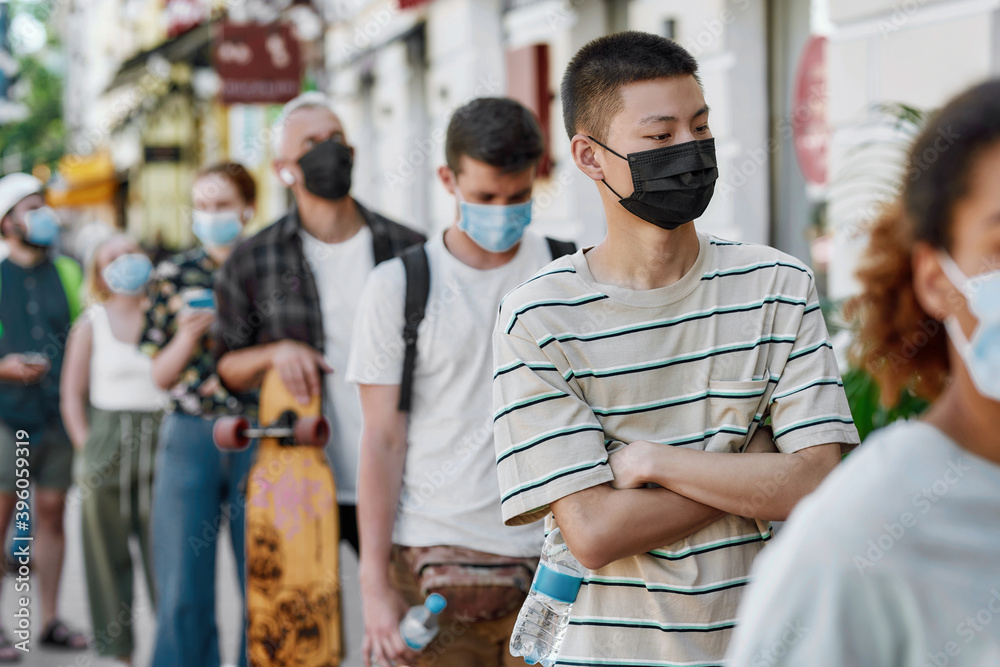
[139,248,244,418]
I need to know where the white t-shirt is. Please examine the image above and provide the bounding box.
[346,230,554,557]
[726,420,1000,667]
[299,225,374,504]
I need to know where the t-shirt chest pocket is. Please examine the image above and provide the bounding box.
[705,373,771,453]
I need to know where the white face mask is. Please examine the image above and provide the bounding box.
[938,253,1000,401]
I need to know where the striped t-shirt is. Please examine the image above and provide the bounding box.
[493,232,859,666]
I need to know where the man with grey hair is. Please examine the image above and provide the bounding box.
[214,93,424,558]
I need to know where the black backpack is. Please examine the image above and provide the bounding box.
[397,237,577,411]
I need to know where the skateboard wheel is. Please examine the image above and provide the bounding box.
[294,415,330,447]
[214,417,251,450]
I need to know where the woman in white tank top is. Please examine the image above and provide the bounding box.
[60,234,167,663]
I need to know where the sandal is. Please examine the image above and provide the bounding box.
[0,629,22,663]
[39,620,87,651]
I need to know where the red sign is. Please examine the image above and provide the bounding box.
[166,0,207,38]
[506,43,551,177]
[214,23,302,105]
[792,35,829,187]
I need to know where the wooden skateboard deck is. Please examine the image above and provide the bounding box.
[245,369,341,667]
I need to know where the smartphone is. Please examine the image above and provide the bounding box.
[181,288,216,311]
[21,352,49,368]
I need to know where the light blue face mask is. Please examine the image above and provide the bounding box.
[456,192,532,253]
[939,253,1000,401]
[102,253,153,295]
[22,207,60,247]
[192,209,244,248]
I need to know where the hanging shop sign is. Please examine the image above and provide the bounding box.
[213,23,302,105]
[792,35,830,187]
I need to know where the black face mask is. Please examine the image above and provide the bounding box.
[589,136,718,230]
[297,139,353,201]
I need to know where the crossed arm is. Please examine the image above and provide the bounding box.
[551,430,842,571]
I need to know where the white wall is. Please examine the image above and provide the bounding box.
[826,0,1000,299]
[326,0,771,247]
[327,0,507,235]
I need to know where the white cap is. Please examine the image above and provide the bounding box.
[0,173,44,222]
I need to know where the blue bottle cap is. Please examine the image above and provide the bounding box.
[425,593,447,614]
[532,564,582,603]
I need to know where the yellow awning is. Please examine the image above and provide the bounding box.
[46,153,118,207]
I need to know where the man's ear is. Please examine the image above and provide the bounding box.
[570,134,605,183]
[273,160,296,186]
[437,165,457,196]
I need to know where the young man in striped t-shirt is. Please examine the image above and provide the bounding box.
[493,31,860,665]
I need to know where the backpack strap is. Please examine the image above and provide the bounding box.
[396,236,575,412]
[398,244,430,412]
[545,237,576,259]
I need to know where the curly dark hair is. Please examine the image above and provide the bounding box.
[845,79,1000,405]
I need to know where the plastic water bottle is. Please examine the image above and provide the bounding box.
[399,593,447,650]
[509,528,585,666]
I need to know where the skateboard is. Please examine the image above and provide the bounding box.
[214,368,341,667]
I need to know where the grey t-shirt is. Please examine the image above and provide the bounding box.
[726,420,1000,667]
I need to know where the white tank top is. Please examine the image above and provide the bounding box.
[88,304,168,412]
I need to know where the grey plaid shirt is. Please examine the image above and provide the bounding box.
[214,200,425,365]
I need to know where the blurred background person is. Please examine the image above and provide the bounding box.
[350,97,572,667]
[61,233,167,664]
[139,162,257,667]
[214,93,424,562]
[0,172,87,660]
[726,79,1000,666]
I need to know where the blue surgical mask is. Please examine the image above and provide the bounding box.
[22,207,60,247]
[939,253,1000,401]
[102,253,153,295]
[192,209,244,248]
[457,193,532,253]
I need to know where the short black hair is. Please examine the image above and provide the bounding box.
[445,97,544,174]
[561,31,700,142]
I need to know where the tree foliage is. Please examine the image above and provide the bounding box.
[0,53,65,172]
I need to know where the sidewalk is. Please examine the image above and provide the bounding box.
[2,487,364,666]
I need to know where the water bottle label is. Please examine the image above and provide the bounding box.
[403,636,423,650]
[532,563,582,603]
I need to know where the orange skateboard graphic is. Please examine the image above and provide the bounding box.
[215,368,341,666]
